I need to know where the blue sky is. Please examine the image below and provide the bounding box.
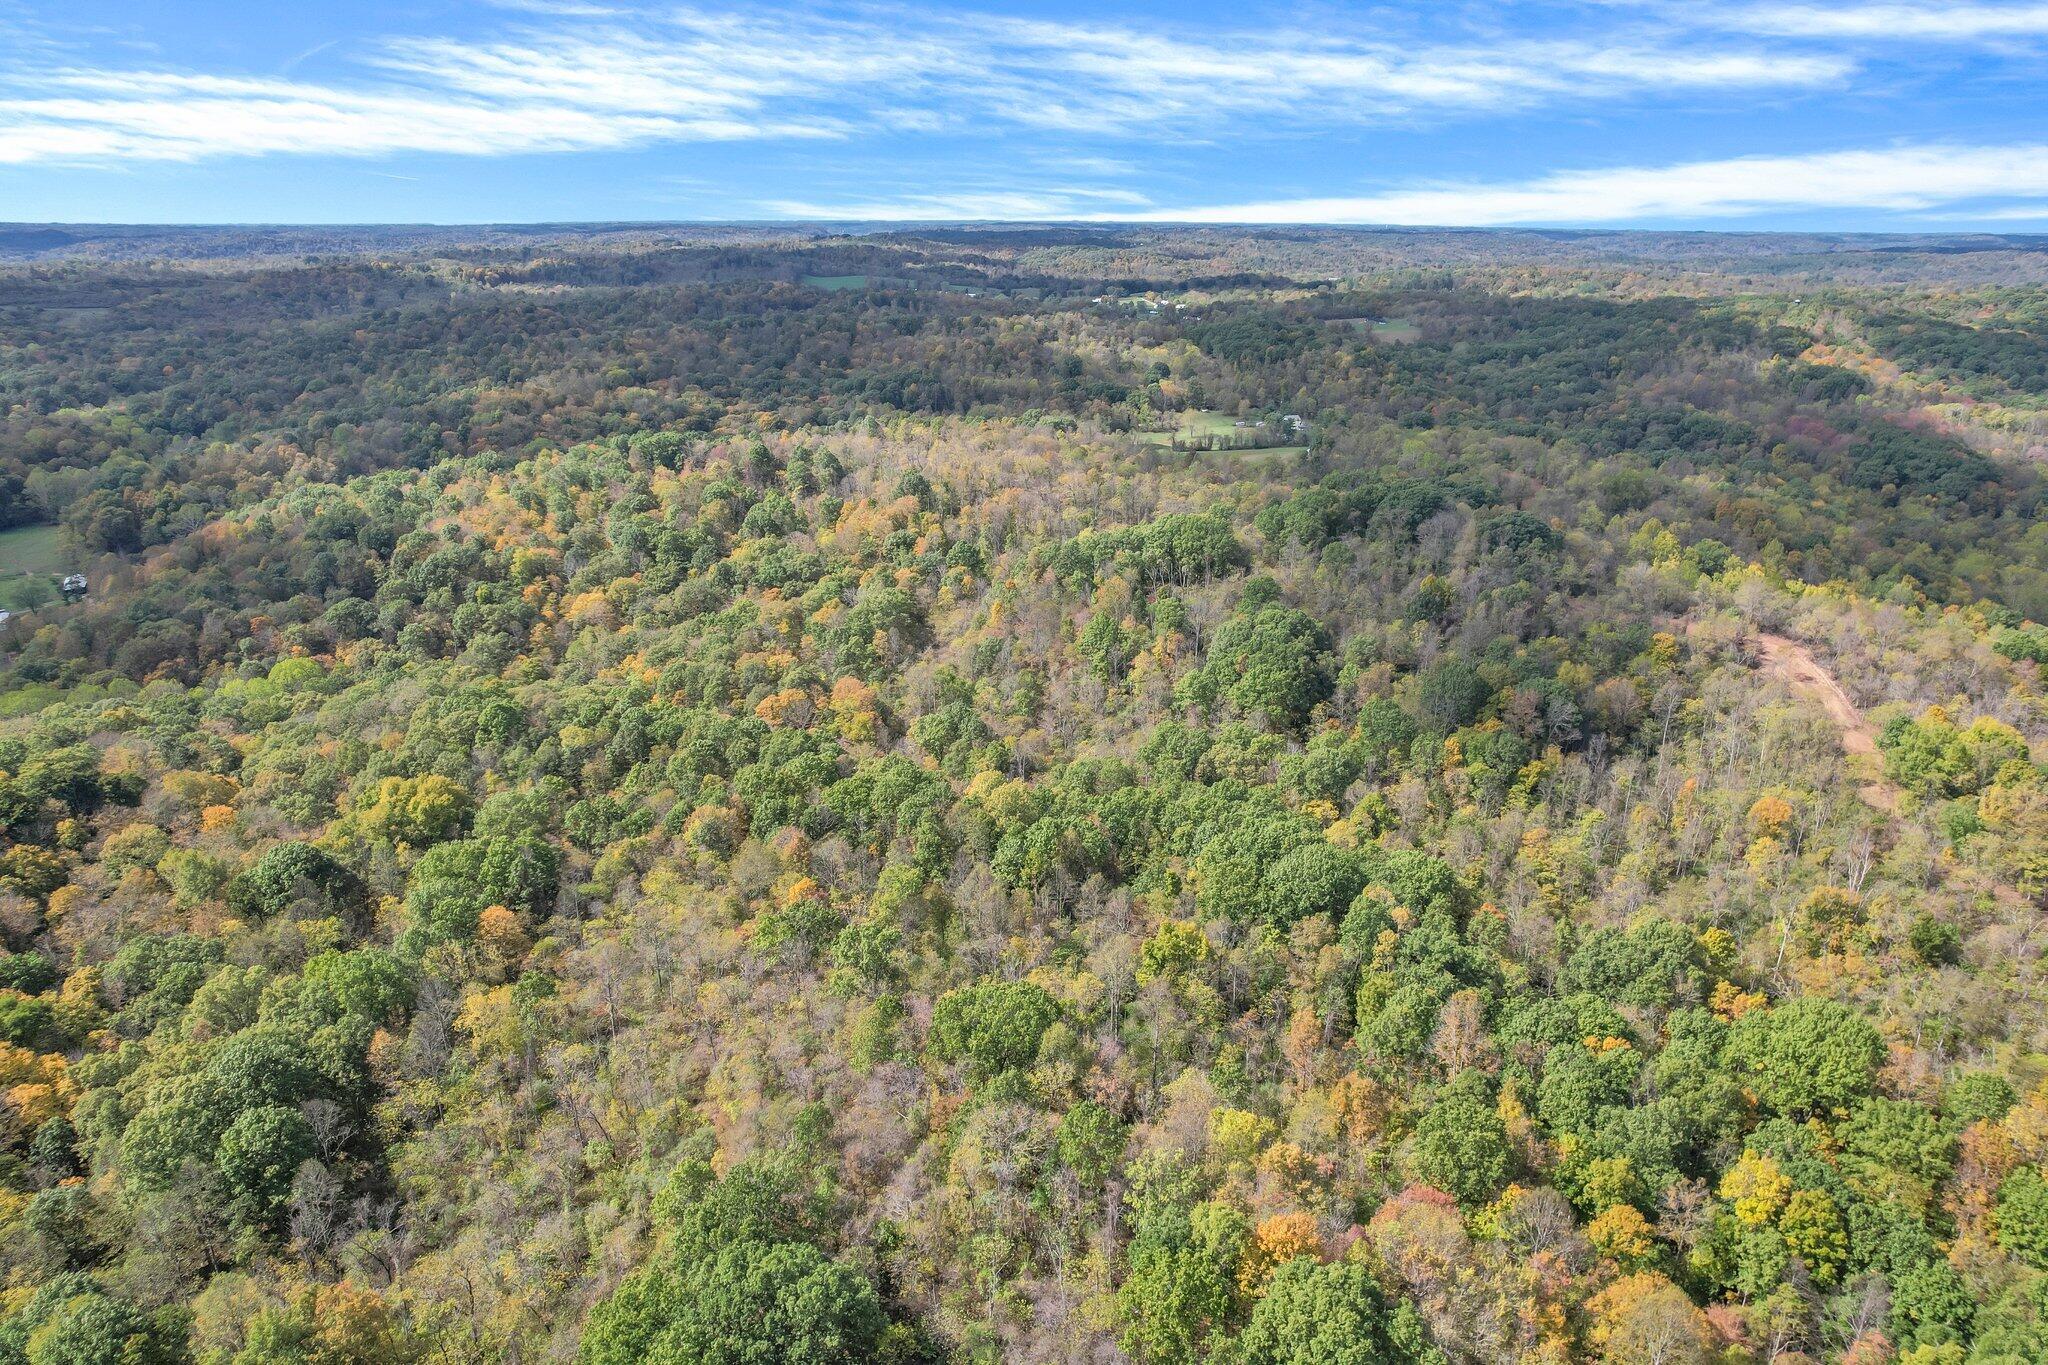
[3,0,2048,227]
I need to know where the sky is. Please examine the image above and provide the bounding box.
[3,0,2048,228]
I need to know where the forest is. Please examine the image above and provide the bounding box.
[0,224,2043,1363]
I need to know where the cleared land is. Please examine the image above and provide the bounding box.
[0,525,63,575]
[1334,316,1422,343]
[1753,632,1902,813]
[0,525,65,611]
[1142,410,1303,455]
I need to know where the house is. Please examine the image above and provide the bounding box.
[59,574,87,595]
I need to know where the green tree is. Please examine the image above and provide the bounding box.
[1996,1167,2048,1270]
[1233,1257,1443,1365]
[1838,1097,1954,1193]
[0,1276,178,1365]
[582,1161,886,1365]
[1409,1076,1511,1204]
[1414,660,1488,733]
[580,1240,885,1365]
[215,1104,316,1226]
[926,979,1062,1079]
[1888,1255,1976,1349]
[1562,922,1702,1011]
[1056,1100,1127,1192]
[1725,997,1884,1117]
[226,842,359,922]
[1191,604,1334,729]
[1117,1200,1247,1365]
[118,1076,231,1192]
[1136,513,1248,585]
[204,1026,320,1110]
[1260,843,1368,927]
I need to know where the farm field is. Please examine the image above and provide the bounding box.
[1334,316,1423,343]
[0,525,64,610]
[0,524,64,576]
[1142,408,1302,450]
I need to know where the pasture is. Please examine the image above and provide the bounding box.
[1143,410,1304,454]
[0,525,67,611]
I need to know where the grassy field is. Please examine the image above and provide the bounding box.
[0,525,66,612]
[1142,410,1303,451]
[0,524,64,575]
[1141,410,1252,446]
[801,274,870,291]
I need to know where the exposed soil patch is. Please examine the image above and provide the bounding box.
[1751,632,1901,813]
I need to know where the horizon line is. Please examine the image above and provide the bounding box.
[6,220,2048,237]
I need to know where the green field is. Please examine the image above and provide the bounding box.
[0,525,66,612]
[801,274,870,291]
[1142,410,1250,446]
[1143,410,1303,452]
[0,524,64,576]
[1333,316,1422,343]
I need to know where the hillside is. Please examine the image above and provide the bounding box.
[0,231,2042,1364]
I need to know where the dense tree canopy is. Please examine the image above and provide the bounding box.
[0,227,2042,1363]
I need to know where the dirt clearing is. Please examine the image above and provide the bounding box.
[1751,632,1901,813]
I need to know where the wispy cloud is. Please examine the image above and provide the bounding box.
[1116,143,2048,224]
[767,186,1154,220]
[973,21,1849,134]
[771,142,2048,224]
[1043,155,1144,178]
[0,4,1852,166]
[0,69,828,163]
[481,0,625,14]
[1728,3,2048,40]
[368,15,931,122]
[0,13,917,164]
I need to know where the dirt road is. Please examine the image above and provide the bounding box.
[1751,632,1901,813]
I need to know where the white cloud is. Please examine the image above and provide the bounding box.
[370,15,934,119]
[961,19,1849,134]
[481,0,625,14]
[0,10,926,164]
[0,3,1852,165]
[1117,144,2048,224]
[0,70,835,163]
[773,143,2048,224]
[1042,155,1143,177]
[767,186,1153,221]
[1730,3,2048,39]
[1963,204,2048,220]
